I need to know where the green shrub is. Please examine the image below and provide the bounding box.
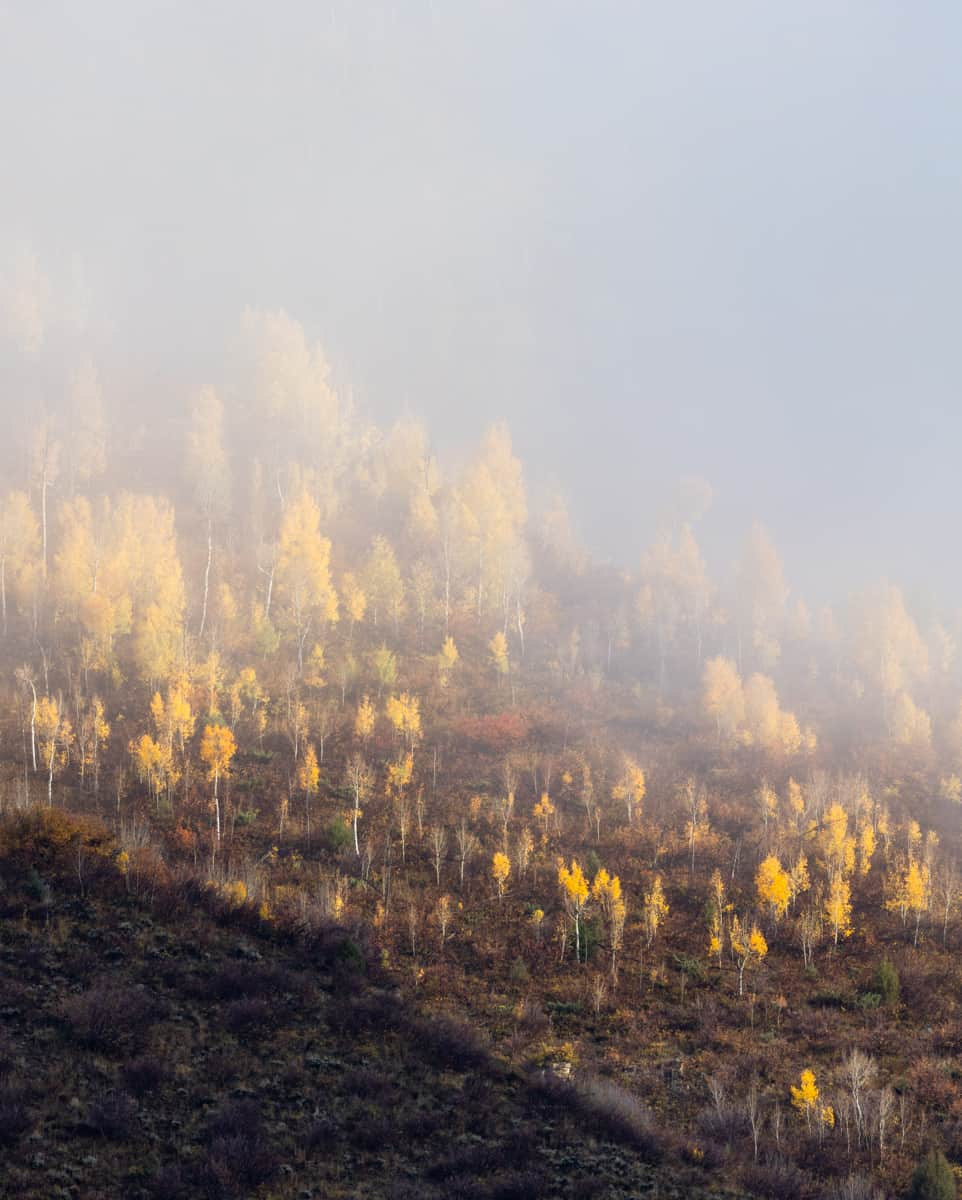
[907,1149,955,1200]
[325,817,352,853]
[875,959,900,1007]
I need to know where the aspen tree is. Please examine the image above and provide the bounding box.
[756,855,791,923]
[363,535,404,631]
[558,859,589,962]
[593,868,627,983]
[707,869,726,965]
[344,753,373,857]
[730,916,767,995]
[790,1069,819,1131]
[386,692,422,751]
[824,875,852,947]
[611,756,645,826]
[492,851,511,903]
[354,695,376,742]
[702,656,744,741]
[297,744,320,845]
[276,488,338,671]
[437,636,459,685]
[642,875,669,954]
[36,695,72,805]
[340,570,367,639]
[489,631,509,685]
[200,723,236,845]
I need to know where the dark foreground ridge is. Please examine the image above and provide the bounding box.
[0,808,749,1200]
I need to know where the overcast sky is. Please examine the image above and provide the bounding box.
[1,2,960,603]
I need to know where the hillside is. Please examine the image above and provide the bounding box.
[0,808,753,1200]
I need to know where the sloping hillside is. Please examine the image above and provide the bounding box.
[0,809,749,1200]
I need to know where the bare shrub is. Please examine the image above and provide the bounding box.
[61,984,156,1052]
[0,1085,30,1145]
[86,1090,138,1139]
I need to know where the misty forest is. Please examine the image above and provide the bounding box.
[3,7,962,1200]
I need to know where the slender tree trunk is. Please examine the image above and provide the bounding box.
[198,516,213,639]
[29,685,37,773]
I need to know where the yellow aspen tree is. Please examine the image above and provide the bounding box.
[228,667,263,732]
[89,697,110,795]
[437,635,459,686]
[730,915,767,995]
[939,775,962,804]
[36,695,72,805]
[492,851,511,903]
[198,650,224,717]
[363,535,405,631]
[788,855,811,909]
[889,691,932,747]
[742,673,781,749]
[786,777,805,828]
[355,694,376,743]
[200,723,236,845]
[304,643,326,690]
[533,792,555,838]
[642,875,669,952]
[386,692,422,751]
[888,859,931,947]
[707,869,726,965]
[76,696,109,793]
[702,656,744,741]
[820,803,856,878]
[370,644,397,697]
[756,855,791,923]
[592,868,627,983]
[778,710,803,755]
[790,1069,820,1131]
[612,757,646,826]
[824,874,853,946]
[276,487,338,671]
[297,743,320,845]
[559,859,590,963]
[130,733,167,811]
[858,823,876,876]
[461,423,527,620]
[757,782,779,836]
[151,682,195,806]
[489,631,509,685]
[120,495,186,685]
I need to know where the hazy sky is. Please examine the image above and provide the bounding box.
[2,2,960,602]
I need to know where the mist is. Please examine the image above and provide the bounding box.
[3,2,961,605]
[9,11,962,1197]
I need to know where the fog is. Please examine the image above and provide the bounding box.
[2,2,961,602]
